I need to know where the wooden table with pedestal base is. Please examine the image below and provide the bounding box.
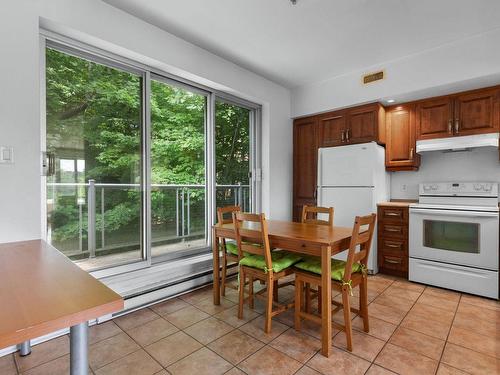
[0,240,124,375]
[212,220,352,357]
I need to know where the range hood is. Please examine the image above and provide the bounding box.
[416,133,499,153]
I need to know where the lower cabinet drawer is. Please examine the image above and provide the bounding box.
[379,253,407,272]
[379,223,407,238]
[379,237,407,254]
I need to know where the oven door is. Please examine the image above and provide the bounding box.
[409,207,499,270]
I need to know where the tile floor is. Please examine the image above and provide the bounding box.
[2,275,499,375]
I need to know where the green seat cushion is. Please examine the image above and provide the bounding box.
[239,251,302,273]
[225,241,239,256]
[294,257,363,281]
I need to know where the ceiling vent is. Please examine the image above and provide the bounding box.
[362,70,384,85]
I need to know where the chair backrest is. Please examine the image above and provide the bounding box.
[344,213,377,281]
[301,205,334,226]
[232,212,272,270]
[217,206,241,225]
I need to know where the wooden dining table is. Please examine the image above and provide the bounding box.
[0,240,124,375]
[212,220,353,357]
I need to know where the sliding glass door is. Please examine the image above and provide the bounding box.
[43,39,260,273]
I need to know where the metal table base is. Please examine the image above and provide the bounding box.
[70,322,88,375]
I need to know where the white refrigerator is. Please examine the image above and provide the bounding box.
[317,142,390,273]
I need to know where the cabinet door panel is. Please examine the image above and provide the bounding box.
[347,106,378,144]
[455,89,499,135]
[385,105,420,171]
[416,98,453,139]
[293,117,319,209]
[319,111,346,147]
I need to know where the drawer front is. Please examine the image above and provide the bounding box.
[378,206,408,223]
[379,253,407,272]
[379,223,407,239]
[379,237,407,254]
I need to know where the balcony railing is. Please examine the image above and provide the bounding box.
[46,181,250,260]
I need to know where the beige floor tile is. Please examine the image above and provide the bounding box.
[154,371,170,375]
[179,286,213,304]
[441,343,500,375]
[372,293,415,312]
[452,311,497,336]
[448,326,500,359]
[94,349,162,375]
[409,303,455,325]
[127,318,179,346]
[145,331,202,367]
[21,355,80,375]
[207,329,264,365]
[417,293,459,312]
[213,305,260,328]
[89,332,140,370]
[238,346,302,375]
[222,288,241,304]
[184,316,234,345]
[365,364,398,375]
[422,286,461,303]
[165,305,210,329]
[333,329,385,361]
[89,321,123,345]
[436,363,469,375]
[294,366,322,375]
[460,294,500,311]
[381,285,422,302]
[270,328,321,363]
[352,315,397,341]
[150,298,190,316]
[392,280,425,293]
[239,315,288,343]
[400,311,451,340]
[0,354,17,375]
[167,347,232,375]
[114,308,159,331]
[367,278,393,293]
[374,343,438,375]
[457,302,500,321]
[389,326,445,360]
[307,346,371,375]
[368,302,407,325]
[273,307,295,327]
[15,335,69,372]
[224,368,246,375]
[194,297,236,315]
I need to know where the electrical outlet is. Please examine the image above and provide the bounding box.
[401,184,407,192]
[0,146,13,164]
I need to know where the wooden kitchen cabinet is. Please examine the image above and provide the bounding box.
[293,116,319,221]
[347,103,386,144]
[385,104,420,171]
[319,110,346,147]
[416,97,454,140]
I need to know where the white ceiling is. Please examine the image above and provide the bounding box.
[104,0,500,88]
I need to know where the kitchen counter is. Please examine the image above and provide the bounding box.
[377,199,417,207]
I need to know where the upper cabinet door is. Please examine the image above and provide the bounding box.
[346,104,385,144]
[454,89,499,136]
[416,98,453,140]
[385,104,420,171]
[319,111,347,147]
[293,116,319,203]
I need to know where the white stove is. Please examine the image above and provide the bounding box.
[409,182,499,299]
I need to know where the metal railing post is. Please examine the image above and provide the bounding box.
[88,180,96,258]
[181,188,185,238]
[187,188,191,236]
[238,182,243,208]
[176,188,180,237]
[101,188,105,249]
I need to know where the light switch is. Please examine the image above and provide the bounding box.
[0,146,14,164]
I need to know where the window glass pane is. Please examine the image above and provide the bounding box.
[215,100,251,213]
[423,220,479,253]
[45,47,143,270]
[150,79,207,258]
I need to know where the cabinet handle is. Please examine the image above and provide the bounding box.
[347,129,350,142]
[454,119,460,134]
[409,148,414,160]
[384,257,401,264]
[384,227,401,232]
[385,212,401,217]
[448,119,453,134]
[385,242,402,248]
[341,130,345,142]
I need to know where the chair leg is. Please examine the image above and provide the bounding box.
[221,252,227,296]
[249,276,254,309]
[238,269,245,319]
[294,278,302,331]
[273,280,279,302]
[360,276,370,332]
[305,283,311,313]
[317,286,322,313]
[265,273,274,334]
[341,287,353,352]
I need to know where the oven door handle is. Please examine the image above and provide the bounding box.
[410,208,499,218]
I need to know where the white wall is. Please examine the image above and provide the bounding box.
[0,0,292,243]
[291,27,500,118]
[391,148,500,199]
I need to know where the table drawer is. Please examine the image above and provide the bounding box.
[379,237,407,254]
[379,253,407,272]
[378,206,408,223]
[378,223,407,238]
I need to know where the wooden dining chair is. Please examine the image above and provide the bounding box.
[234,212,302,333]
[301,205,334,312]
[293,213,376,351]
[217,205,241,296]
[301,205,334,227]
